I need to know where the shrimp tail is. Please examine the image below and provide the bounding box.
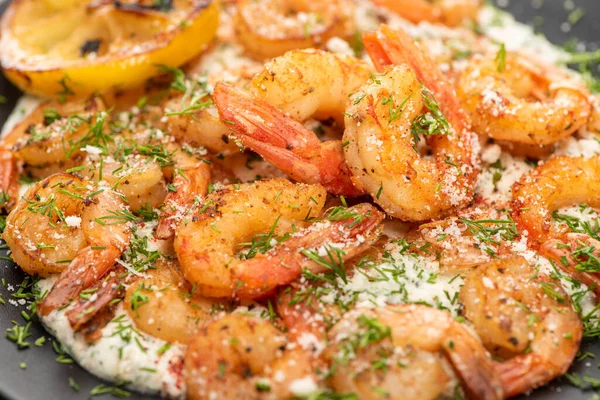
[494,355,559,398]
[233,203,384,298]
[363,25,446,96]
[541,234,600,299]
[66,267,129,331]
[446,330,505,400]
[0,149,20,212]
[38,246,122,315]
[213,82,361,196]
[363,25,467,132]
[156,163,211,240]
[276,284,326,340]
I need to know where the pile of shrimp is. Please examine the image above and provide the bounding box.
[3,1,600,399]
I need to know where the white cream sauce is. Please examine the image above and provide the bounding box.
[321,241,465,315]
[1,95,40,138]
[37,278,186,399]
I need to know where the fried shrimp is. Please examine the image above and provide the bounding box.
[213,82,361,196]
[186,314,318,400]
[251,49,372,124]
[80,126,211,239]
[459,257,583,397]
[458,53,591,146]
[3,173,127,276]
[511,156,600,299]
[1,173,131,314]
[511,155,600,248]
[343,25,478,220]
[124,260,223,343]
[1,96,104,177]
[372,0,481,27]
[234,0,356,60]
[343,65,472,220]
[212,49,372,196]
[86,156,168,212]
[325,305,504,400]
[174,178,384,298]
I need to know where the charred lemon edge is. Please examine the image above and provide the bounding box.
[0,0,219,99]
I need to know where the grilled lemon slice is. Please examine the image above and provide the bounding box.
[0,0,219,99]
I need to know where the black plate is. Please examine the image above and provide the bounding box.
[1,1,600,399]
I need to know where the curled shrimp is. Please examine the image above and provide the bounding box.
[213,49,372,196]
[372,0,481,27]
[174,178,384,298]
[250,49,371,124]
[1,173,130,314]
[1,96,105,178]
[213,82,361,196]
[78,125,174,212]
[459,257,582,397]
[234,0,356,60]
[342,25,478,220]
[458,53,591,146]
[511,155,600,249]
[185,313,318,400]
[511,155,600,297]
[3,173,129,277]
[325,305,504,400]
[80,126,211,239]
[123,260,225,343]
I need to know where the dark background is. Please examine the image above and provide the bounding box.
[1,1,600,399]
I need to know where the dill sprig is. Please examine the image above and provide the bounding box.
[333,315,392,368]
[301,245,348,283]
[495,43,506,72]
[25,194,66,223]
[459,218,519,245]
[325,197,370,229]
[94,209,138,225]
[65,110,113,157]
[135,143,176,168]
[120,228,164,274]
[237,215,292,260]
[552,206,600,273]
[159,65,213,117]
[410,85,450,151]
[552,208,600,241]
[381,93,412,124]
